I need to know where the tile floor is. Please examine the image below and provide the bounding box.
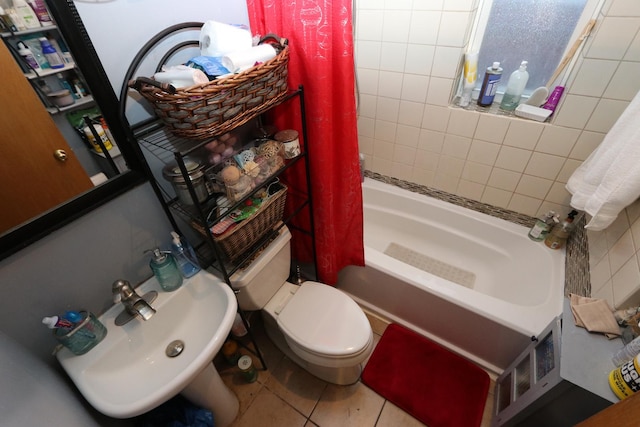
[216,310,496,427]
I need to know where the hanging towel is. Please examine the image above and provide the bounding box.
[566,90,640,230]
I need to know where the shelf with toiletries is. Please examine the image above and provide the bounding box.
[134,86,315,280]
[1,19,94,115]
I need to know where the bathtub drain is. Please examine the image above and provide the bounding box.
[384,243,475,288]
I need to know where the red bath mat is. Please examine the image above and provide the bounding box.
[362,324,490,427]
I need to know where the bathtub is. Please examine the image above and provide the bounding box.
[337,177,565,373]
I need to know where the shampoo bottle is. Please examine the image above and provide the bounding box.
[500,60,529,111]
[27,0,51,26]
[477,62,502,107]
[170,231,201,278]
[147,248,183,292]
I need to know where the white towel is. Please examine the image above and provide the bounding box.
[566,90,640,230]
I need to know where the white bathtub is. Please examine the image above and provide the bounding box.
[337,178,565,373]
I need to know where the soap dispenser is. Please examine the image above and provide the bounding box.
[544,210,578,250]
[147,248,183,292]
[170,231,201,278]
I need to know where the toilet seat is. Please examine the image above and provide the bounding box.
[276,281,372,358]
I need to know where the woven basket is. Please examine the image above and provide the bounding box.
[198,185,287,261]
[129,37,289,140]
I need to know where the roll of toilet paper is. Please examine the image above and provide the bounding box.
[199,20,253,57]
[222,44,277,73]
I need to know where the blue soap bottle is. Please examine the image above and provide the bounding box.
[147,248,183,292]
[170,232,201,278]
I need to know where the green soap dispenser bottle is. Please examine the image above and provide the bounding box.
[147,248,183,292]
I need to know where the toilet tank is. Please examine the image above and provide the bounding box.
[230,226,292,310]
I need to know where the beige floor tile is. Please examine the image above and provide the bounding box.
[265,356,328,417]
[310,381,385,427]
[376,401,426,426]
[231,387,308,427]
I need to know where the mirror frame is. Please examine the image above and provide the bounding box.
[0,0,151,260]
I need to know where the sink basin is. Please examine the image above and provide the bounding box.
[56,270,239,426]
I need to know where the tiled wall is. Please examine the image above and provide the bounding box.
[355,0,640,309]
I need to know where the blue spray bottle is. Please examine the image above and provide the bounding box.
[170,232,201,278]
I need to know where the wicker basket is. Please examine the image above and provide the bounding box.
[198,184,287,261]
[129,37,289,140]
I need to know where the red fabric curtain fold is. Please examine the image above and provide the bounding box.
[246,0,364,284]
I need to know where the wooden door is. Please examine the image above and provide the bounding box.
[0,41,93,232]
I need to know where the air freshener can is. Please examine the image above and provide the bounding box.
[609,353,640,400]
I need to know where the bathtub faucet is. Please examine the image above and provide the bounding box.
[112,279,157,325]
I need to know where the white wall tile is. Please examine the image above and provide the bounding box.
[356,41,382,69]
[359,136,374,155]
[374,119,398,142]
[624,31,640,61]
[545,182,572,206]
[443,0,475,12]
[515,175,553,200]
[358,94,377,118]
[612,256,640,308]
[488,168,521,192]
[398,100,425,127]
[357,0,384,10]
[508,194,542,217]
[603,61,640,101]
[457,179,485,200]
[384,0,413,10]
[442,134,471,158]
[421,105,450,132]
[481,187,512,208]
[356,10,384,41]
[556,159,581,183]
[586,17,640,60]
[358,116,375,138]
[373,139,394,160]
[432,46,463,78]
[494,146,532,173]
[468,139,500,165]
[377,70,404,98]
[585,98,630,132]
[426,77,454,106]
[535,126,581,157]
[433,173,460,193]
[411,0,444,11]
[380,42,408,72]
[371,155,393,175]
[393,144,417,165]
[552,95,599,130]
[408,11,441,44]
[437,12,470,47]
[395,124,421,147]
[591,280,615,309]
[414,149,440,170]
[609,230,636,275]
[474,114,510,143]
[461,161,492,184]
[382,11,412,43]
[405,44,435,75]
[447,109,479,138]
[591,256,612,293]
[569,131,605,161]
[569,59,618,97]
[401,74,430,102]
[376,96,400,120]
[411,167,436,186]
[391,161,414,180]
[436,155,465,178]
[418,129,445,152]
[503,120,544,150]
[607,0,640,17]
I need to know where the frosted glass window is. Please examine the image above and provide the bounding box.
[476,0,590,96]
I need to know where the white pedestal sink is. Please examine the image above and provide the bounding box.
[56,270,239,427]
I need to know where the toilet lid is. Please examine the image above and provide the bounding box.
[277,282,371,357]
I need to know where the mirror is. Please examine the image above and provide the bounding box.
[0,0,149,260]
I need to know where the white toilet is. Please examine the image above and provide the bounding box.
[231,226,373,385]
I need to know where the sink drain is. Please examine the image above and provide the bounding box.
[166,340,185,358]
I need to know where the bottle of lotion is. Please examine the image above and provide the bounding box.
[12,0,40,29]
[17,41,41,72]
[477,62,502,107]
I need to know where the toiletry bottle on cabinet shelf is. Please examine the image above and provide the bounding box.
[170,231,201,278]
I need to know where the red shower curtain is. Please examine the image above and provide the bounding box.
[246,0,364,284]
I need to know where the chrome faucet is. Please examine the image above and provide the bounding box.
[112,279,157,326]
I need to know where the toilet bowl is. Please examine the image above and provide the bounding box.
[231,227,373,385]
